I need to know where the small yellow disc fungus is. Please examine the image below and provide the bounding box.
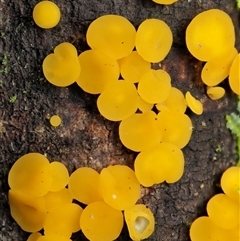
[27,232,42,241]
[8,189,47,232]
[206,193,239,230]
[152,0,179,4]
[124,204,155,241]
[44,188,72,212]
[49,161,69,192]
[206,86,225,100]
[8,153,52,197]
[80,201,124,241]
[119,111,162,152]
[201,48,238,86]
[33,1,61,29]
[86,15,136,60]
[156,87,187,113]
[50,115,62,127]
[97,80,139,121]
[137,96,154,113]
[42,42,81,87]
[229,53,240,95]
[68,167,102,204]
[44,203,83,238]
[186,9,235,61]
[138,69,171,104]
[157,110,193,149]
[135,19,173,63]
[77,50,120,94]
[134,143,184,187]
[100,165,140,210]
[38,235,72,241]
[120,51,151,83]
[185,91,203,115]
[221,166,240,203]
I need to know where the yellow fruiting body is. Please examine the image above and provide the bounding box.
[138,69,171,104]
[33,1,61,29]
[100,165,140,210]
[68,167,102,204]
[80,201,124,241]
[186,9,235,61]
[185,91,203,115]
[124,204,155,241]
[136,19,173,63]
[152,0,179,4]
[27,232,42,241]
[206,86,225,100]
[77,50,120,94]
[8,153,52,197]
[97,80,139,121]
[229,53,240,95]
[38,235,72,241]
[50,115,62,127]
[137,96,154,113]
[86,15,136,60]
[119,111,162,152]
[134,143,184,187]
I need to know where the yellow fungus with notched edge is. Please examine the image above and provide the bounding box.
[138,69,171,104]
[33,1,61,29]
[8,189,47,232]
[157,110,193,149]
[206,193,239,230]
[119,111,162,152]
[134,143,184,187]
[100,165,140,210]
[86,15,136,60]
[186,9,235,62]
[38,235,72,241]
[135,19,173,63]
[76,50,120,94]
[120,51,151,83]
[152,0,178,4]
[185,91,203,115]
[68,167,102,205]
[206,86,225,100]
[229,53,240,95]
[137,96,154,113]
[124,204,155,241]
[42,42,81,87]
[27,232,42,241]
[44,203,83,238]
[80,201,124,241]
[201,48,238,86]
[8,153,52,197]
[97,80,139,121]
[221,166,240,203]
[49,161,69,192]
[50,115,62,127]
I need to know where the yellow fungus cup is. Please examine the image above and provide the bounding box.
[185,91,203,115]
[38,235,72,241]
[33,1,61,29]
[152,0,178,4]
[27,232,42,241]
[206,86,225,100]
[50,115,62,127]
[229,53,240,95]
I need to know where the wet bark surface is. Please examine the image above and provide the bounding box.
[0,0,240,240]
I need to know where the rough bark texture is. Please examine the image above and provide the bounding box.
[0,0,240,241]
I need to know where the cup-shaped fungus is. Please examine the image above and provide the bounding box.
[185,91,203,115]
[134,143,184,187]
[8,189,47,232]
[206,194,239,230]
[201,48,238,86]
[135,19,173,63]
[50,115,62,127]
[33,1,61,29]
[38,235,72,241]
[138,69,171,104]
[137,96,153,113]
[42,42,81,87]
[86,15,136,60]
[97,80,139,121]
[44,203,83,238]
[100,165,140,210]
[229,53,240,95]
[77,50,120,94]
[152,0,179,4]
[8,153,52,197]
[206,86,225,100]
[120,51,151,83]
[124,204,155,241]
[119,111,162,152]
[68,167,102,205]
[157,110,193,149]
[186,9,235,62]
[80,201,124,241]
[27,232,42,241]
[221,166,240,203]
